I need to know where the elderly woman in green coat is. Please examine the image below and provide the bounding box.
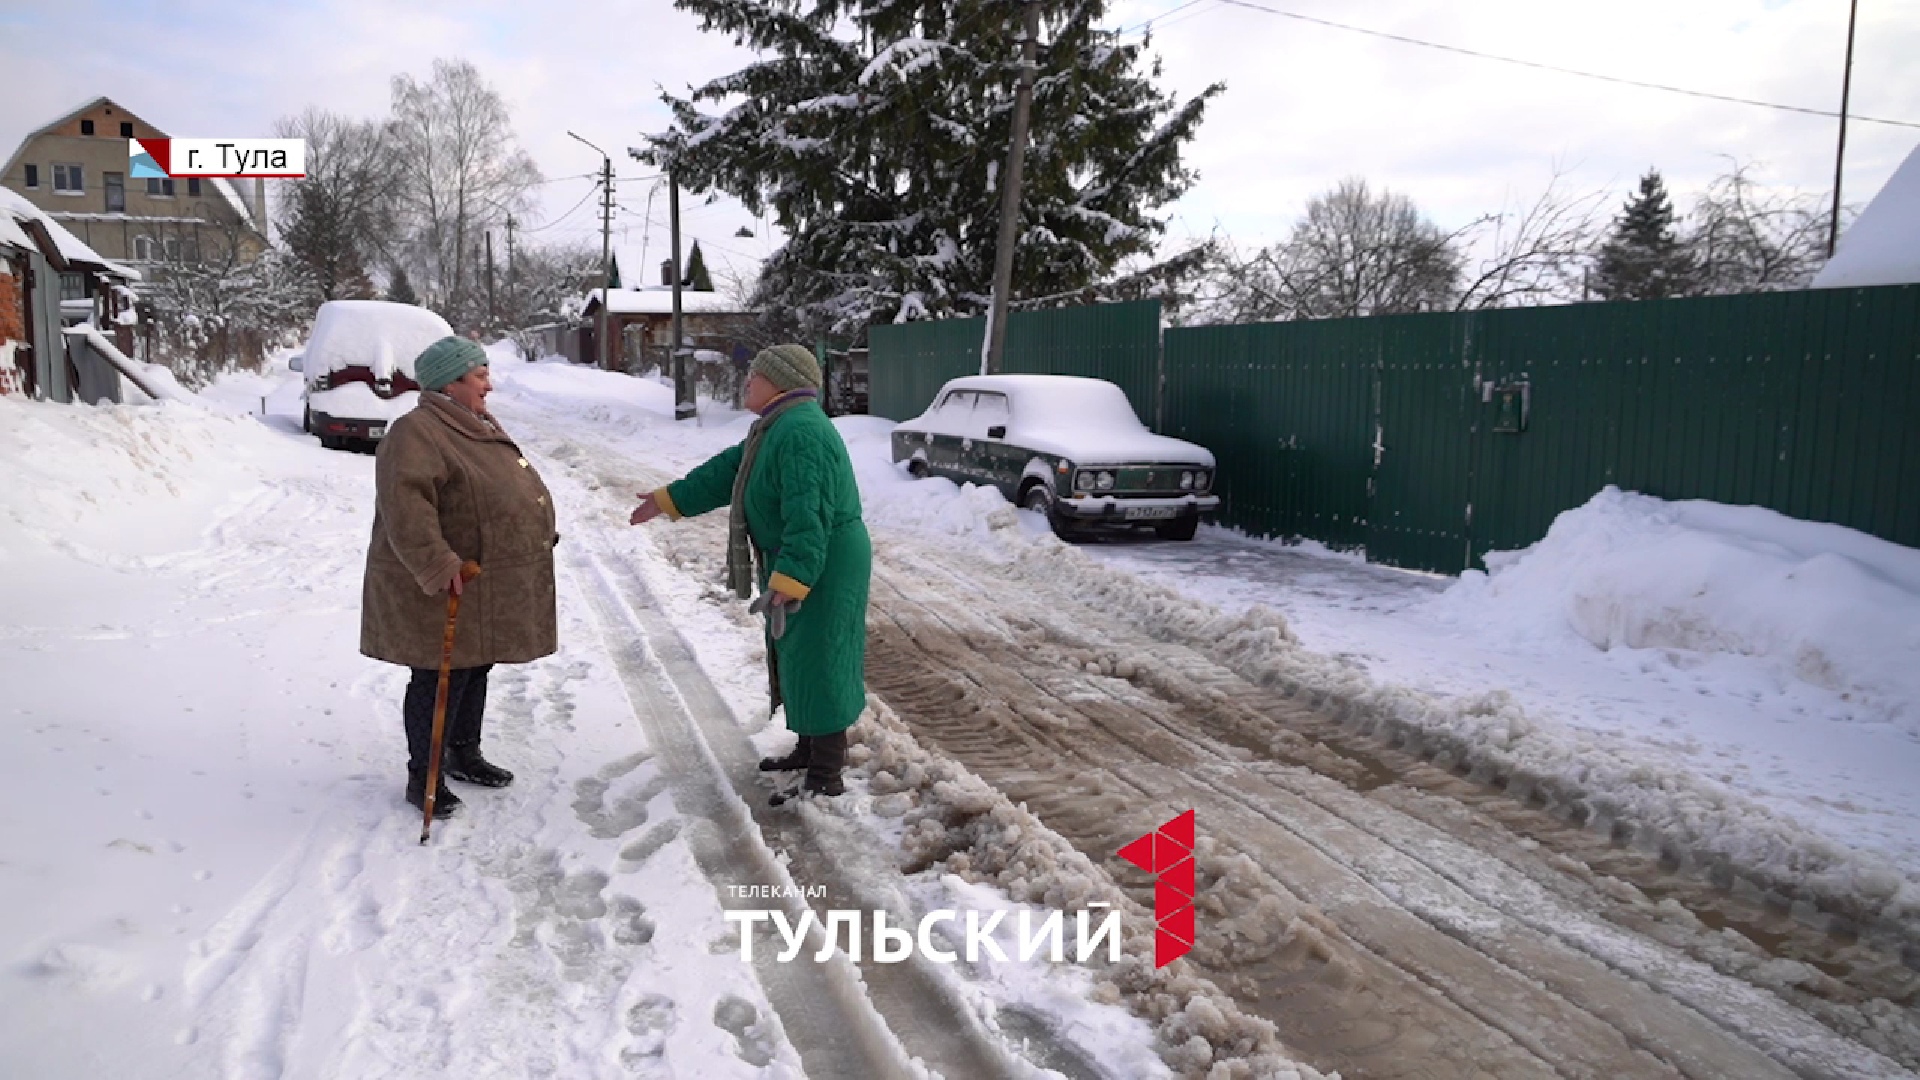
[629,344,871,803]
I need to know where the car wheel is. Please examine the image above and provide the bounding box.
[1154,514,1199,541]
[1022,484,1074,541]
[907,458,929,479]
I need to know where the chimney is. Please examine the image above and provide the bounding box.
[661,260,674,287]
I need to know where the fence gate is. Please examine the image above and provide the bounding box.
[1364,314,1476,573]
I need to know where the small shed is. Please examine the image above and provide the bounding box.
[0,187,139,401]
[579,287,756,371]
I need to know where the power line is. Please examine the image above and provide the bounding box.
[1115,0,1213,38]
[522,181,602,233]
[1168,0,1920,131]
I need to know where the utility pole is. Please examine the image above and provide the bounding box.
[506,214,517,313]
[982,0,1042,376]
[670,165,693,420]
[485,230,496,330]
[570,131,615,370]
[1827,0,1860,258]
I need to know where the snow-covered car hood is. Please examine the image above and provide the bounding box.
[307,383,420,422]
[1015,428,1214,467]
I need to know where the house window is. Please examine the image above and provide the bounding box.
[146,177,175,197]
[23,164,37,188]
[80,119,95,136]
[187,178,201,197]
[59,273,86,301]
[53,163,83,192]
[134,236,154,261]
[120,121,134,137]
[163,237,180,260]
[104,172,125,213]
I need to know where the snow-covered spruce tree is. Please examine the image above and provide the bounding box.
[1592,169,1699,301]
[638,0,1219,338]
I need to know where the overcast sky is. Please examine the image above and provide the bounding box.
[4,0,1916,289]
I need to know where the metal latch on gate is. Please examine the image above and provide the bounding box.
[1484,376,1530,434]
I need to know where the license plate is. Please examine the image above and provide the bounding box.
[1124,506,1177,520]
[367,424,386,438]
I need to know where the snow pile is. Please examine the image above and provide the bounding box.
[1430,487,1920,725]
[849,697,1328,1079]
[836,416,1030,548]
[993,531,1920,942]
[1813,140,1920,289]
[0,395,276,559]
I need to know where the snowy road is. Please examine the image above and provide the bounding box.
[4,353,1917,1079]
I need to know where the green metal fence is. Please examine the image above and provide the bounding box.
[871,286,1919,574]
[1166,284,1920,573]
[869,300,1162,422]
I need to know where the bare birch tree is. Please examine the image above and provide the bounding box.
[389,59,542,331]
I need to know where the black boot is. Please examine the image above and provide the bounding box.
[405,772,463,818]
[772,731,847,805]
[444,744,514,787]
[758,735,813,773]
[804,731,847,797]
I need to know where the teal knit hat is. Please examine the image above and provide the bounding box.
[750,343,822,392]
[415,336,488,391]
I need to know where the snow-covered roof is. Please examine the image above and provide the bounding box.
[1813,140,1920,289]
[0,187,141,280]
[208,178,257,233]
[587,287,749,316]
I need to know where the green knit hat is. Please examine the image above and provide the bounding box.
[415,336,488,392]
[750,343,822,392]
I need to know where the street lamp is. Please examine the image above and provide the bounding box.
[568,131,613,370]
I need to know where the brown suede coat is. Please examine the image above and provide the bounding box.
[360,393,559,670]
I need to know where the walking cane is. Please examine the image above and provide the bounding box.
[422,560,483,843]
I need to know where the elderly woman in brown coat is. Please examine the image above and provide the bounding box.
[361,336,559,818]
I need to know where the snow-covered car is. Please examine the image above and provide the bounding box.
[892,374,1219,540]
[294,300,453,450]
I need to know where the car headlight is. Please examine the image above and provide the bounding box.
[1195,470,1210,491]
[1074,469,1094,492]
[1096,471,1115,490]
[1180,470,1195,489]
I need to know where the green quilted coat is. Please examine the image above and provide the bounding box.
[661,401,870,736]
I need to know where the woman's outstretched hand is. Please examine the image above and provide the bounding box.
[629,493,663,526]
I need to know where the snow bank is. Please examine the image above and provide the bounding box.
[1430,487,1920,725]
[849,697,1328,1079]
[0,395,278,560]
[836,416,1033,547]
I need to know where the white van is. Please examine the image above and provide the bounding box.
[292,300,453,450]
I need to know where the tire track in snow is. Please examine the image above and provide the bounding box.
[564,538,949,1079]
[864,543,1916,1079]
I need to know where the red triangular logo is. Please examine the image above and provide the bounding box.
[1159,856,1195,900]
[1159,809,1194,852]
[1116,831,1158,873]
[1155,929,1191,967]
[1159,904,1195,946]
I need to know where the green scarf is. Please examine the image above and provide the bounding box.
[727,389,817,600]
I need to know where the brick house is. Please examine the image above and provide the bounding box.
[0,97,268,285]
